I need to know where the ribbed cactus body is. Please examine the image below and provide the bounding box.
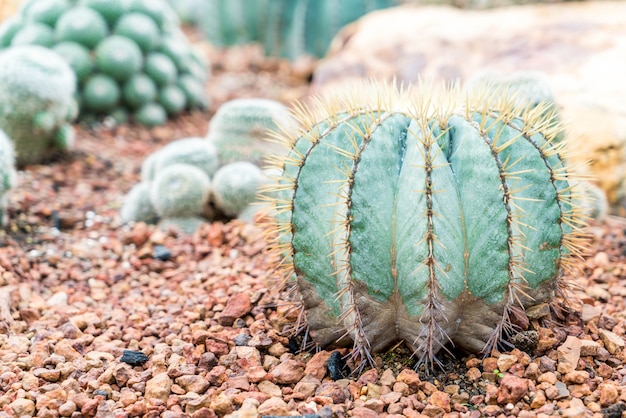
[264,85,587,365]
[0,45,76,165]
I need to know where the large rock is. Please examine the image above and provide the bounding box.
[312,2,626,213]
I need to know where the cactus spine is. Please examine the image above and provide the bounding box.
[261,83,589,368]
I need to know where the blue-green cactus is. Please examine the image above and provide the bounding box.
[0,45,77,165]
[141,137,220,182]
[0,0,209,127]
[211,161,267,218]
[261,83,589,368]
[120,182,159,224]
[206,98,295,167]
[150,163,211,218]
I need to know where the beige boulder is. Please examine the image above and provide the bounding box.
[312,2,626,212]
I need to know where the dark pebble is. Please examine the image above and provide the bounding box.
[234,333,251,346]
[327,351,350,380]
[120,350,148,366]
[602,402,626,418]
[287,337,300,354]
[152,245,172,261]
[92,389,109,399]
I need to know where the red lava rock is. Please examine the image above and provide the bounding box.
[269,359,305,384]
[563,370,590,384]
[536,327,560,352]
[315,382,351,404]
[482,357,498,373]
[357,368,379,385]
[191,408,218,418]
[396,369,421,392]
[218,293,252,326]
[497,375,529,404]
[204,339,229,357]
[557,336,582,374]
[598,382,619,407]
[303,350,332,380]
[428,390,451,413]
[352,406,381,418]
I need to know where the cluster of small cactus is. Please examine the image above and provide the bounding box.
[0,44,77,165]
[261,83,589,368]
[0,0,208,127]
[197,0,397,60]
[121,133,271,233]
[0,129,17,225]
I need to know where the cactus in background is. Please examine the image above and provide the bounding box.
[212,161,267,218]
[120,182,159,224]
[0,0,209,127]
[198,0,269,48]
[465,71,563,141]
[150,164,211,218]
[122,139,218,233]
[141,137,220,182]
[206,98,295,167]
[158,216,206,234]
[123,131,273,231]
[260,83,589,368]
[0,129,17,225]
[0,45,77,166]
[197,0,397,60]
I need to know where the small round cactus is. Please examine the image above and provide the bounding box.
[0,0,209,127]
[120,182,159,224]
[261,82,589,368]
[150,163,211,218]
[141,137,220,182]
[212,161,266,218]
[158,216,206,234]
[0,44,77,165]
[206,98,296,167]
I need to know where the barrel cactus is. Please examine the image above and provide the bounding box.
[0,44,77,166]
[206,98,296,167]
[0,0,209,127]
[212,161,267,218]
[197,0,397,60]
[261,83,589,368]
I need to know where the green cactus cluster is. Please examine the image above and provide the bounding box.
[0,44,77,166]
[197,0,397,60]
[206,98,295,167]
[261,83,589,368]
[0,0,209,127]
[0,129,17,225]
[121,134,270,233]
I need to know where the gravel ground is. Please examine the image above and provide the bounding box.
[0,43,625,418]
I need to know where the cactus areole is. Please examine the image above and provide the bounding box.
[262,84,588,368]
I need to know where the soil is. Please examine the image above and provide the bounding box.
[0,39,625,418]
